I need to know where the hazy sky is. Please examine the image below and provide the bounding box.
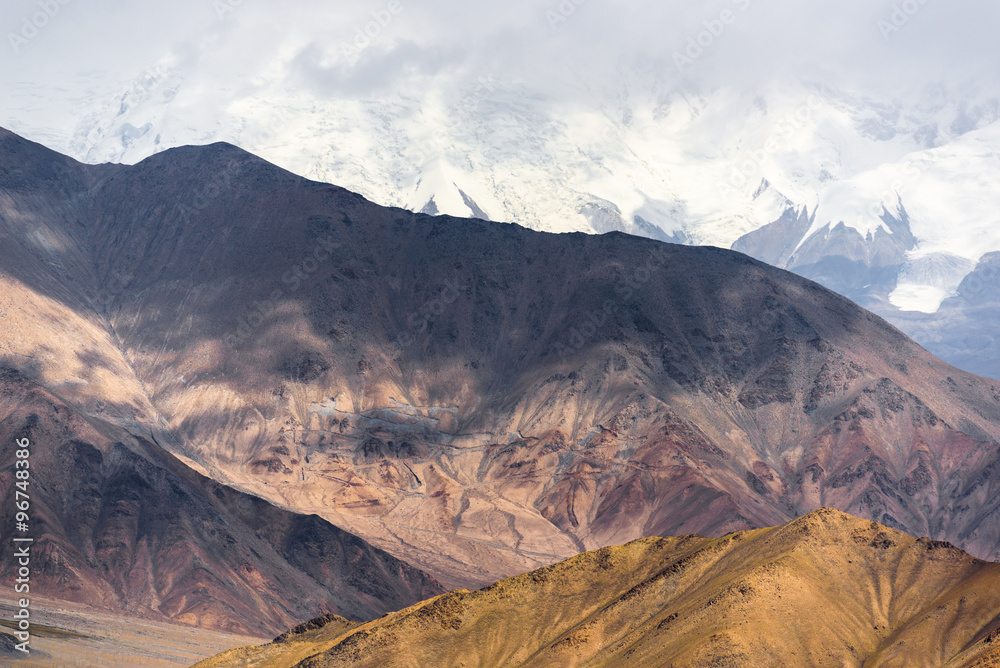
[2,0,997,113]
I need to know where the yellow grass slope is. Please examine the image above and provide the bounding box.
[198,508,1000,667]
[194,614,359,668]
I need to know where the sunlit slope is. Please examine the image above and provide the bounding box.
[200,508,1000,668]
[195,615,360,668]
[0,366,443,636]
[5,127,1000,591]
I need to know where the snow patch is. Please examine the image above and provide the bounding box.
[889,284,953,313]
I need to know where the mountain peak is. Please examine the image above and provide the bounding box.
[3,127,1000,621]
[199,510,1000,668]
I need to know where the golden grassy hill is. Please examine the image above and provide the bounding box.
[197,508,1000,668]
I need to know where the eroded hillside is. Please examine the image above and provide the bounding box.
[2,127,1000,589]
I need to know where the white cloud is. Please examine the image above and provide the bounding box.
[3,0,998,106]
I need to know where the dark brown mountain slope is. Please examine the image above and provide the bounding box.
[0,366,442,636]
[198,509,1000,668]
[1,127,1000,589]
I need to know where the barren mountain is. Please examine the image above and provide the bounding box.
[13,58,1000,378]
[2,127,1000,592]
[197,508,1000,668]
[0,365,442,636]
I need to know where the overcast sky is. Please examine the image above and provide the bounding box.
[2,0,998,115]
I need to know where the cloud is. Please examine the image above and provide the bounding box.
[289,40,461,97]
[1,0,998,134]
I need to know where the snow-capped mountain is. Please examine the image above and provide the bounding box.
[5,54,1000,378]
[23,64,998,242]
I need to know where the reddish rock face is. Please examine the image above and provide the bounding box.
[1,126,1000,591]
[0,366,443,636]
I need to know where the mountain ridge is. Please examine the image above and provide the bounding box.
[20,73,999,378]
[196,508,1000,668]
[2,127,1000,592]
